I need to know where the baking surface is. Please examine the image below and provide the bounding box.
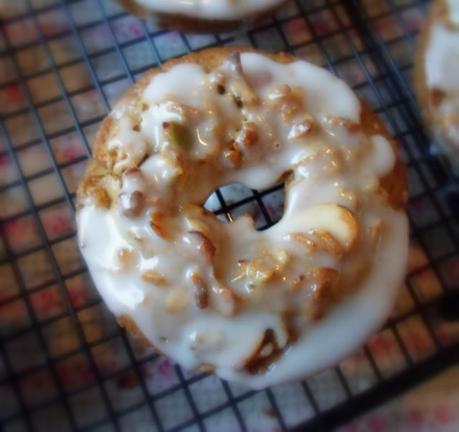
[0,0,458,431]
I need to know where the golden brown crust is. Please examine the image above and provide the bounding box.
[360,101,407,210]
[117,0,288,33]
[79,47,406,212]
[118,315,162,352]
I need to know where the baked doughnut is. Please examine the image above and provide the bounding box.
[415,0,459,169]
[77,48,409,389]
[117,0,287,33]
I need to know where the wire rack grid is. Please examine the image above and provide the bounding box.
[0,0,458,431]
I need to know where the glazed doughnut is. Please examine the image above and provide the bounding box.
[117,0,287,32]
[77,48,409,389]
[415,0,459,169]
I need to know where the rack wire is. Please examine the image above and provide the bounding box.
[0,0,458,431]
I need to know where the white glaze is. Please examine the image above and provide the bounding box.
[447,0,459,24]
[426,24,459,91]
[77,53,408,389]
[424,4,459,157]
[134,0,284,20]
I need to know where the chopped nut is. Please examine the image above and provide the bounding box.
[116,248,136,271]
[280,87,304,122]
[310,229,345,257]
[191,273,209,309]
[307,268,340,320]
[224,144,243,168]
[282,313,299,344]
[163,121,192,151]
[184,217,211,238]
[235,122,258,148]
[214,286,239,317]
[88,164,107,177]
[165,288,188,314]
[316,148,343,176]
[243,329,282,374]
[267,84,291,101]
[119,191,144,218]
[293,147,344,179]
[236,250,290,284]
[149,211,171,239]
[108,132,149,175]
[324,116,361,133]
[185,231,216,262]
[130,100,148,116]
[92,186,111,209]
[248,260,274,283]
[267,85,304,122]
[288,204,359,252]
[142,271,168,286]
[123,166,141,176]
[225,52,259,107]
[288,114,317,140]
[287,229,344,258]
[287,232,317,252]
[107,148,118,168]
[182,203,205,217]
[272,249,290,266]
[83,173,120,209]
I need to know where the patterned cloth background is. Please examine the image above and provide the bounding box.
[339,367,459,432]
[0,0,458,431]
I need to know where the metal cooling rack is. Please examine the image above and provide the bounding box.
[0,0,458,431]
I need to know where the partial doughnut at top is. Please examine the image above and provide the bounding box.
[415,0,459,169]
[118,0,288,32]
[77,48,409,389]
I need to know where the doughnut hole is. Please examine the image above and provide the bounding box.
[204,182,286,231]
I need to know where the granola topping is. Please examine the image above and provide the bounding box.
[77,52,408,388]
